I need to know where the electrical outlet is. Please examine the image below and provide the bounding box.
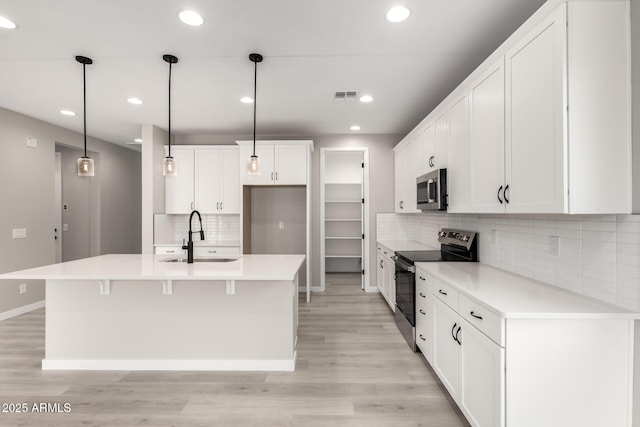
[12,228,27,239]
[490,229,498,245]
[278,221,285,230]
[19,283,27,294]
[549,236,560,256]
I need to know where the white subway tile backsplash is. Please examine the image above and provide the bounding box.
[376,212,640,311]
[154,214,240,244]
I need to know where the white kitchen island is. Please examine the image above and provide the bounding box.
[0,254,304,372]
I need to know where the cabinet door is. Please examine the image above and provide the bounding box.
[275,145,307,185]
[195,149,221,213]
[165,148,195,214]
[432,298,460,400]
[419,122,436,174]
[242,144,275,185]
[376,252,386,300]
[394,147,405,212]
[415,273,433,362]
[446,90,470,213]
[459,318,505,427]
[383,257,396,312]
[219,149,240,213]
[403,136,422,213]
[434,110,447,170]
[469,58,506,213]
[505,5,567,213]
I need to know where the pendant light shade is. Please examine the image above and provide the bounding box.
[247,53,263,175]
[162,54,179,176]
[76,55,94,177]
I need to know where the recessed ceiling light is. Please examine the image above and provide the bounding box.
[127,97,143,105]
[178,10,204,26]
[60,110,76,116]
[350,125,361,131]
[0,16,17,29]
[134,138,143,143]
[240,96,254,104]
[386,6,411,23]
[359,95,373,103]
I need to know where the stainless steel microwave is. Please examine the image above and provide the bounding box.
[416,169,447,211]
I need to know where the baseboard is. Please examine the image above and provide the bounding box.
[42,351,297,372]
[0,300,45,322]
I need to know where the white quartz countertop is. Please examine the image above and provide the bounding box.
[416,262,640,320]
[154,241,240,247]
[377,240,437,252]
[0,254,305,282]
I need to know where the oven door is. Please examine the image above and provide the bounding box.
[394,256,416,326]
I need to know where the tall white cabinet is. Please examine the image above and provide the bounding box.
[393,0,632,215]
[165,146,240,214]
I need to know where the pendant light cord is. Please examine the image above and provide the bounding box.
[168,61,172,158]
[252,59,257,157]
[82,62,87,158]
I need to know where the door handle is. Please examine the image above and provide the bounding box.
[497,185,503,204]
[276,172,278,181]
[380,260,384,268]
[451,323,458,342]
[216,202,219,210]
[455,326,462,345]
[271,172,274,181]
[219,202,222,211]
[399,201,404,209]
[504,185,510,204]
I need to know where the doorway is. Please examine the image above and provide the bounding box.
[54,153,62,263]
[320,147,370,292]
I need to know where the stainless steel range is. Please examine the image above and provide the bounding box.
[394,228,478,351]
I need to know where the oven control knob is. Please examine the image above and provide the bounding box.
[462,235,469,242]
[438,231,446,237]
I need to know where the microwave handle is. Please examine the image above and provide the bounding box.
[427,178,437,203]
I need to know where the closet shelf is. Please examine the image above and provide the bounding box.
[325,255,362,259]
[325,236,362,240]
[325,219,362,222]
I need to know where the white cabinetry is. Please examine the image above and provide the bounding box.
[429,273,505,427]
[376,244,395,312]
[419,114,447,175]
[415,270,433,362]
[239,142,308,185]
[165,146,240,214]
[393,135,421,213]
[445,90,470,212]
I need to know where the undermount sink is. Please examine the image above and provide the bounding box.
[162,257,239,263]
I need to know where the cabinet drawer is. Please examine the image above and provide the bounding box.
[193,246,240,257]
[459,294,504,347]
[155,246,183,255]
[431,276,459,311]
[377,244,394,262]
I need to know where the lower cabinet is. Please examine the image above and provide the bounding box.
[422,269,505,427]
[376,244,396,312]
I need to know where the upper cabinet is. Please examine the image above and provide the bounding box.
[394,134,422,213]
[165,146,240,214]
[394,0,631,215]
[238,141,312,186]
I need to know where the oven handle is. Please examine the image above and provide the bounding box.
[394,256,415,273]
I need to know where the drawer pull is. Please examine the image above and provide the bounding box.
[166,250,175,253]
[419,309,426,315]
[419,276,425,281]
[418,292,426,298]
[439,289,448,296]
[419,334,426,341]
[208,250,217,254]
[470,311,483,320]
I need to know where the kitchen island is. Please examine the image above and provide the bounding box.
[0,254,304,371]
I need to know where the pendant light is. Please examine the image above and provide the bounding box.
[162,54,179,176]
[247,53,263,175]
[76,55,94,177]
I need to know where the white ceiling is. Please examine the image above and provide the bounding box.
[0,0,547,149]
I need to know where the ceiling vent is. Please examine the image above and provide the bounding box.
[334,91,358,101]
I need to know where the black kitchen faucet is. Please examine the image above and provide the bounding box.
[182,210,204,263]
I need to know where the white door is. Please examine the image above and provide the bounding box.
[165,148,195,214]
[432,298,460,400]
[54,152,62,263]
[469,58,506,213]
[275,145,307,185]
[446,90,471,212]
[195,149,220,213]
[505,4,567,213]
[459,318,505,427]
[242,144,275,185]
[220,149,240,213]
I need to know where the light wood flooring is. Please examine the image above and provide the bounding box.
[0,273,468,426]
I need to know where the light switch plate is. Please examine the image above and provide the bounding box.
[12,228,27,239]
[490,229,498,245]
[19,283,27,294]
[63,224,69,232]
[279,221,285,229]
[549,236,560,256]
[26,137,37,148]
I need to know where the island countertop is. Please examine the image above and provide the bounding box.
[0,254,306,282]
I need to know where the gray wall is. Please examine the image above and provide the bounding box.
[0,107,142,315]
[57,145,92,261]
[249,186,307,288]
[310,135,400,288]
